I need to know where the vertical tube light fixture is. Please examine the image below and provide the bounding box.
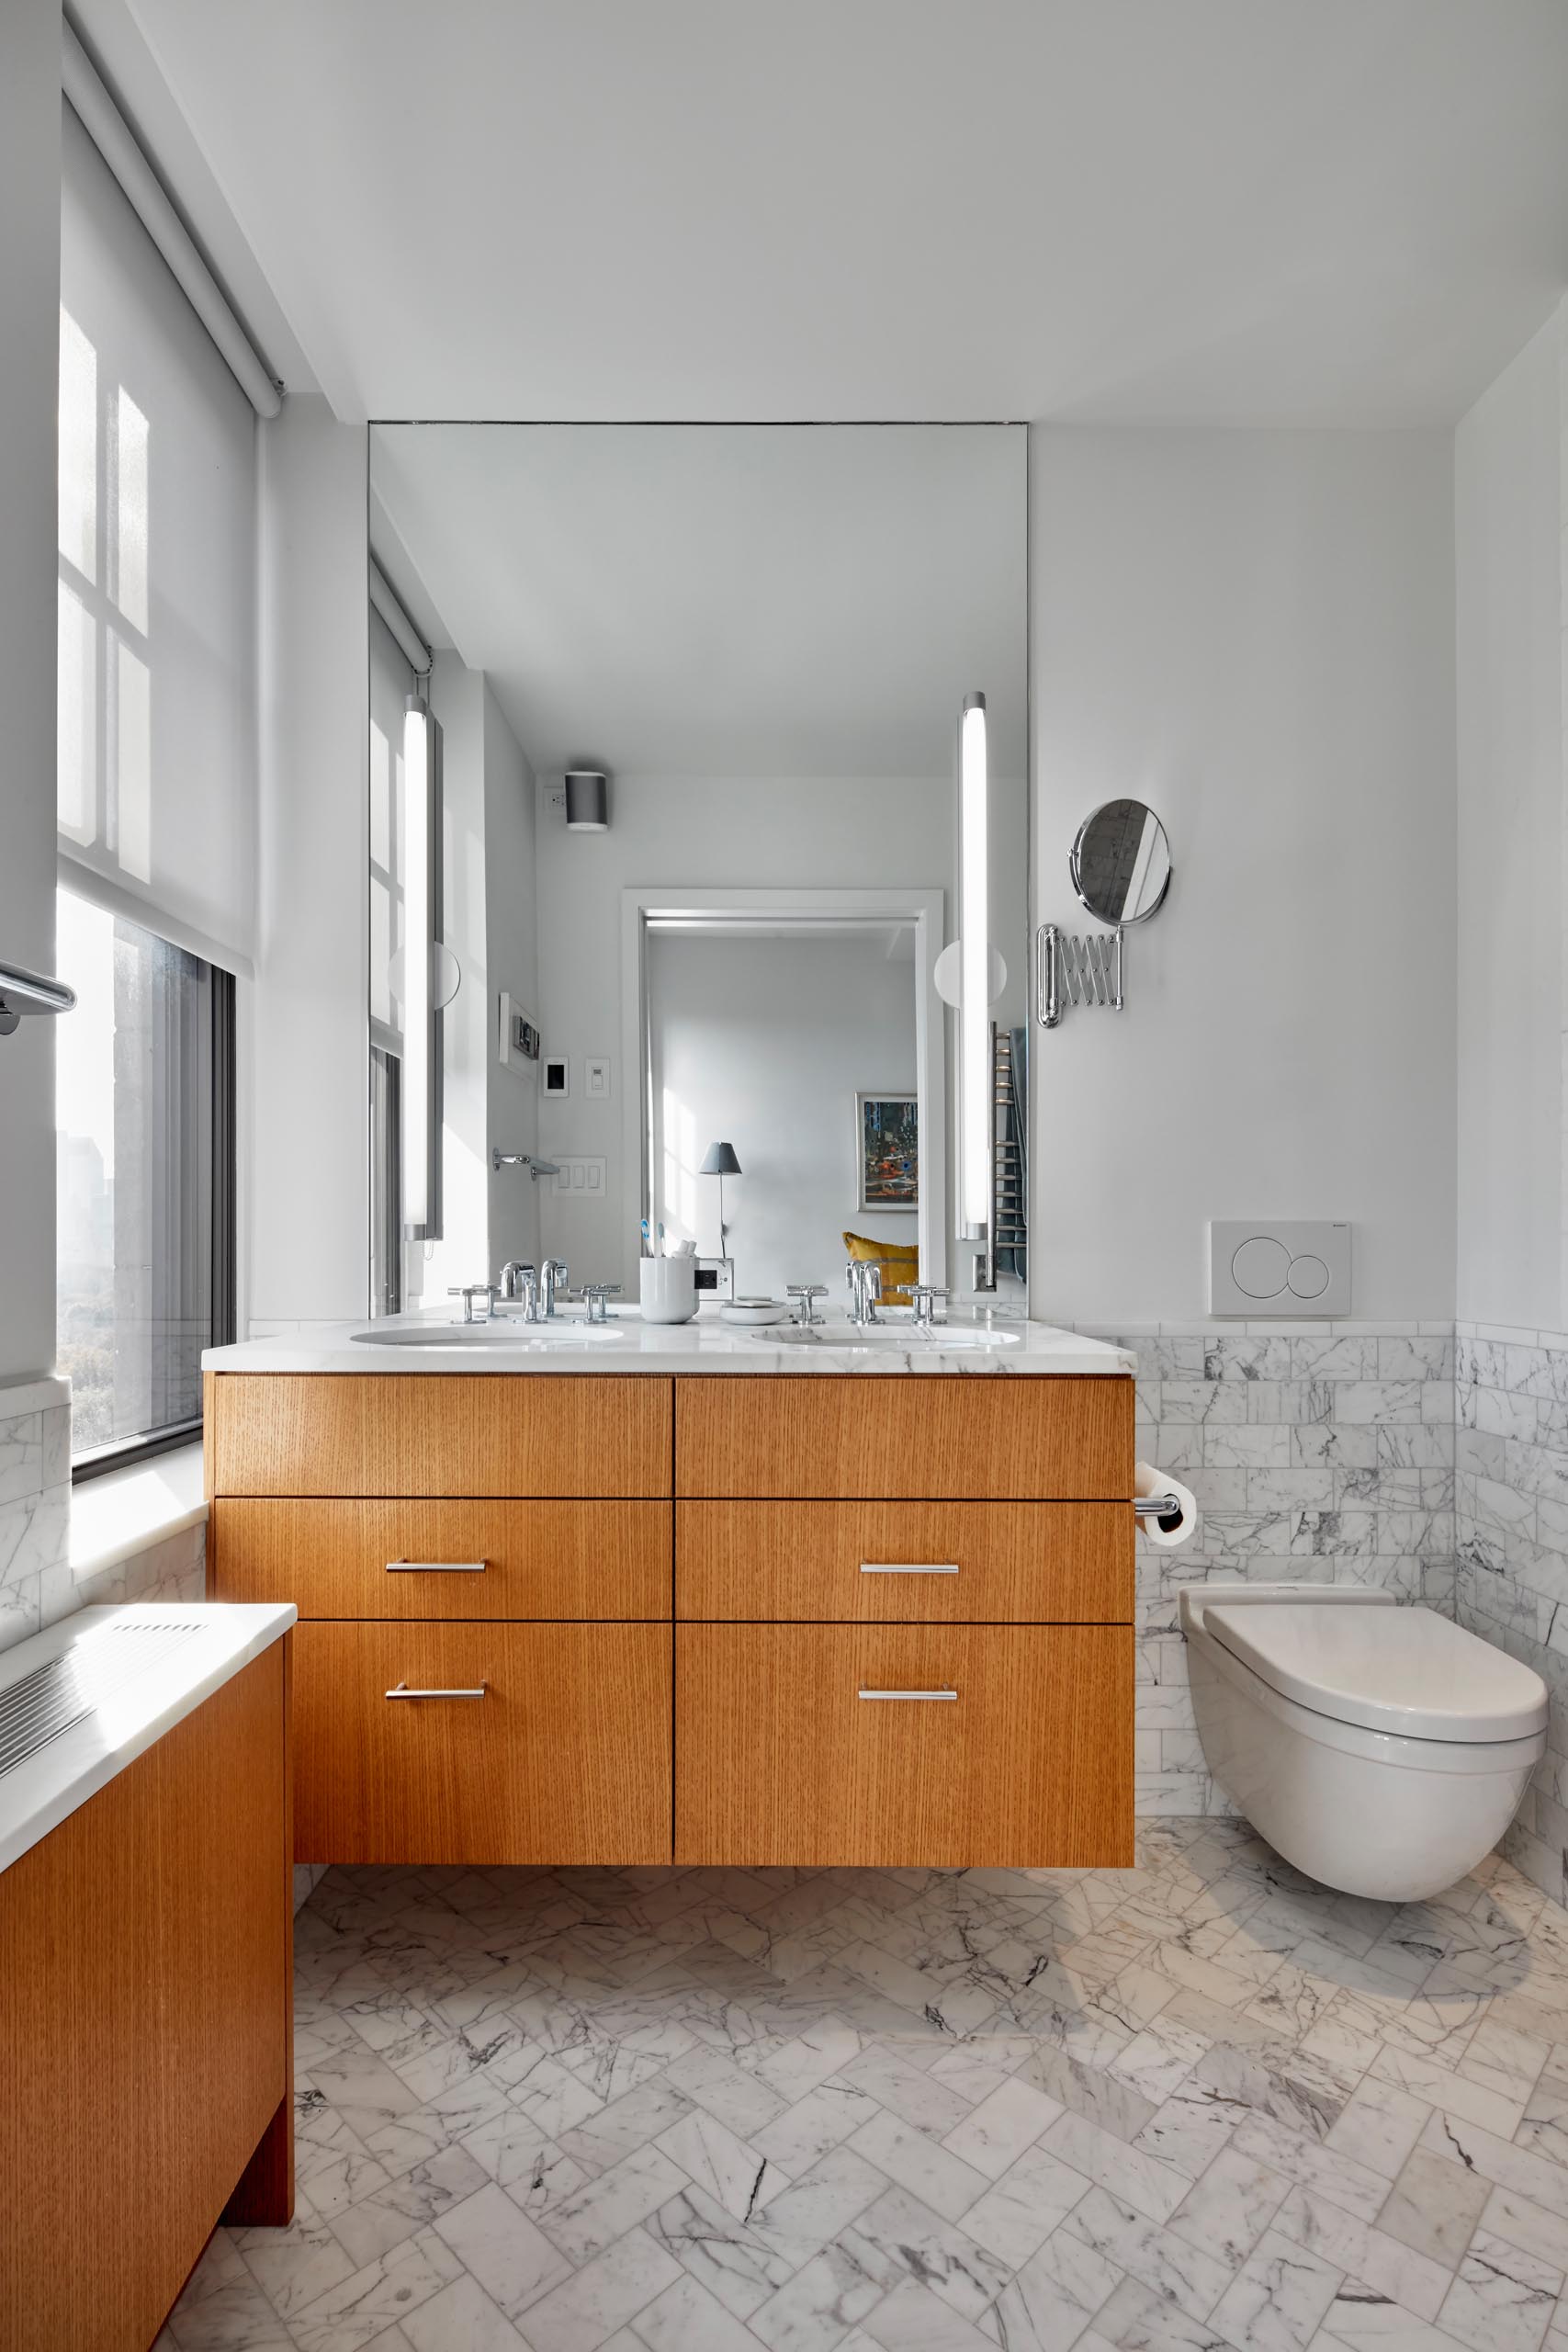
[402,694,434,1235]
[959,691,989,1238]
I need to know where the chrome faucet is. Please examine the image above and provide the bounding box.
[498,1260,534,1303]
[787,1283,828,1328]
[542,1258,570,1318]
[581,1282,623,1323]
[447,1283,494,1325]
[493,1261,542,1322]
[908,1283,949,1331]
[846,1261,882,1328]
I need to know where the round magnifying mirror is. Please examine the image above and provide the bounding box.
[1069,798,1172,926]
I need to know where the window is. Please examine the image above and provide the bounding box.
[54,90,253,1470]
[370,1044,403,1317]
[55,888,235,1474]
[368,609,414,1316]
[57,105,257,966]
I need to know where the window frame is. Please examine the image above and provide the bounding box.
[67,954,236,1485]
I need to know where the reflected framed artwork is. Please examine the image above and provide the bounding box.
[857,1093,919,1211]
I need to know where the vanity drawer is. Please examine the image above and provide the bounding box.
[291,1623,671,1864]
[675,1623,1133,1868]
[207,1374,673,1498]
[674,1376,1131,1499]
[676,1502,1130,1623]
[210,1499,671,1620]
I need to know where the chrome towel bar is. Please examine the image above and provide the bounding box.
[0,958,75,1037]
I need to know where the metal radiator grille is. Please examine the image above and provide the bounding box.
[0,1622,207,1780]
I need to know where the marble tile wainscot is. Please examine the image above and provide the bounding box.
[0,1410,208,1657]
[1457,1322,1568,1907]
[1073,1324,1459,1822]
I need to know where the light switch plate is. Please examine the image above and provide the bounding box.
[585,1057,611,1099]
[496,992,541,1074]
[551,1157,606,1196]
[1209,1220,1351,1317]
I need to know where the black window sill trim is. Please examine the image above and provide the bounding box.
[72,1419,204,1484]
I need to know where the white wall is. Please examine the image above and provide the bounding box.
[1030,427,1458,1327]
[535,774,953,1283]
[0,0,62,1386]
[1454,311,1565,1332]
[250,396,368,1328]
[650,932,918,1298]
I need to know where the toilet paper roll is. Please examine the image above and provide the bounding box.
[1134,1460,1199,1549]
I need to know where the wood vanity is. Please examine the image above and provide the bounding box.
[206,1368,1134,1869]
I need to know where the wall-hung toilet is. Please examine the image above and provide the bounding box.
[1179,1583,1549,1901]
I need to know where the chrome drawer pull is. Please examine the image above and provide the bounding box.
[386,1560,488,1574]
[859,1562,959,1576]
[857,1688,958,1702]
[385,1681,488,1700]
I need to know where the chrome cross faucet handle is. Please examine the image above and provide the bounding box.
[846,1261,882,1327]
[542,1259,570,1317]
[787,1284,829,1327]
[447,1283,494,1325]
[909,1283,949,1329]
[581,1283,623,1324]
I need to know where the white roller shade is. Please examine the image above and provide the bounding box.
[369,609,414,1041]
[58,105,257,973]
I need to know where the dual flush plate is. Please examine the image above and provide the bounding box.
[1208,1220,1351,1317]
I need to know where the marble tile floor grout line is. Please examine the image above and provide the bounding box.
[158,1822,1568,2352]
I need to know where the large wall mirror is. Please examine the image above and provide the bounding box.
[366,424,1027,1317]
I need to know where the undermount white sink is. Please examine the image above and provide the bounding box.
[755,1322,1023,1351]
[350,1319,626,1348]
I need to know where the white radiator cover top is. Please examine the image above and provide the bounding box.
[0,1601,295,1875]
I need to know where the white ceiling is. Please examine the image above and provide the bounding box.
[110,0,1568,427]
[371,424,1027,777]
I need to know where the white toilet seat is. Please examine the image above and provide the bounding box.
[1191,1608,1546,1778]
[1178,1581,1550,1898]
[1201,1599,1548,1745]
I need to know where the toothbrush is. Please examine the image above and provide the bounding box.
[657,1222,666,1256]
[640,1219,651,1257]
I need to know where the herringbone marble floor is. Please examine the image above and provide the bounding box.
[159,1826,1568,2352]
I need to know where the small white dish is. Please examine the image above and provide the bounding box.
[720,1298,791,1327]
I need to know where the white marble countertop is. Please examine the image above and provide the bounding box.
[0,1601,296,1875]
[202,1307,1135,1377]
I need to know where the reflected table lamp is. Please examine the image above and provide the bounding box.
[699,1140,741,1261]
